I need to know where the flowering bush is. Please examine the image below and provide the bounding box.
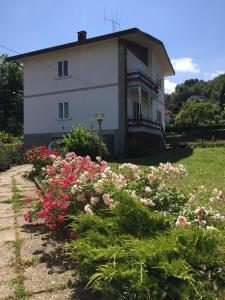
[25,146,59,177]
[24,152,225,299]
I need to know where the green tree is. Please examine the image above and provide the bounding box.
[0,54,23,135]
[166,74,225,115]
[175,99,220,127]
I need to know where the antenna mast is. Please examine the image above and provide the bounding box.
[104,7,121,32]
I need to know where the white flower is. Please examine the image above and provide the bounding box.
[140,198,155,207]
[90,196,99,205]
[84,204,93,215]
[206,226,218,231]
[96,156,101,162]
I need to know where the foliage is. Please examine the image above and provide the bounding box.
[23,152,225,298]
[63,125,109,159]
[166,74,225,114]
[0,131,24,165]
[0,130,14,144]
[69,194,225,299]
[0,149,10,171]
[25,146,58,177]
[0,55,23,135]
[175,99,220,127]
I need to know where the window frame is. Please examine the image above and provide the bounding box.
[58,102,69,119]
[57,60,69,78]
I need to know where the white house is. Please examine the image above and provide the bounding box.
[8,28,175,156]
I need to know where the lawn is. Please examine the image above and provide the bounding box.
[111,146,225,212]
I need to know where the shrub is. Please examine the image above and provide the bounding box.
[0,131,14,144]
[0,132,24,165]
[25,146,59,177]
[0,149,9,171]
[62,125,109,159]
[69,199,225,300]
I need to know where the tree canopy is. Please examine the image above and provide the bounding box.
[0,54,23,135]
[175,99,220,127]
[166,74,225,114]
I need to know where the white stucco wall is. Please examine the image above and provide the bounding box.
[23,39,119,134]
[24,86,118,134]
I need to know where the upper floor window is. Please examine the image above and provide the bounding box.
[58,60,68,77]
[59,102,69,119]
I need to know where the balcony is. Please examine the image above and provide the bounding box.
[127,115,162,134]
[127,69,159,94]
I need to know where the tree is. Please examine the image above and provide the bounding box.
[175,99,220,127]
[0,54,23,135]
[166,74,225,116]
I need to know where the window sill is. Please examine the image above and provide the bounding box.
[55,75,72,80]
[55,117,72,121]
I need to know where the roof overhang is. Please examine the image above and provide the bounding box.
[7,28,175,76]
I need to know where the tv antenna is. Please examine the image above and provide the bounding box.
[104,7,121,32]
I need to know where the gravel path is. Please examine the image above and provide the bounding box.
[0,165,77,300]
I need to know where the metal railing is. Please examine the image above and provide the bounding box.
[127,116,161,132]
[127,69,159,94]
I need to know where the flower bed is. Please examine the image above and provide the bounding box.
[23,150,225,299]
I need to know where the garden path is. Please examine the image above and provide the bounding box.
[0,165,78,300]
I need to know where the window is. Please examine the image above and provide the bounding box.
[156,110,162,123]
[133,102,141,119]
[58,102,69,119]
[156,77,162,89]
[57,60,68,77]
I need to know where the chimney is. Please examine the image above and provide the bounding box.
[77,30,87,42]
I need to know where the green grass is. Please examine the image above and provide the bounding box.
[111,146,225,213]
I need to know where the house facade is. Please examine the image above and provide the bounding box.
[8,28,175,156]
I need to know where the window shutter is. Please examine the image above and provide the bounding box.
[64,102,69,118]
[58,61,63,77]
[64,60,68,76]
[59,103,63,119]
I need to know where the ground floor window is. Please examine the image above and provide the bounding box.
[59,102,69,119]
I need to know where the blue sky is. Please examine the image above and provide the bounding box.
[1,0,225,93]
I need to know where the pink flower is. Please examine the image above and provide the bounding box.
[90,196,100,205]
[24,212,32,222]
[140,198,155,207]
[24,197,32,204]
[147,174,156,182]
[77,193,85,202]
[145,186,152,193]
[49,223,57,231]
[175,216,191,228]
[102,194,112,206]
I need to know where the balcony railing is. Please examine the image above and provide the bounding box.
[127,116,161,133]
[127,69,159,94]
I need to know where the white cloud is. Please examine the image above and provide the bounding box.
[204,70,225,80]
[164,79,177,94]
[171,57,200,73]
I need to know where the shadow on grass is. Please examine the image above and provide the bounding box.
[112,148,193,168]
